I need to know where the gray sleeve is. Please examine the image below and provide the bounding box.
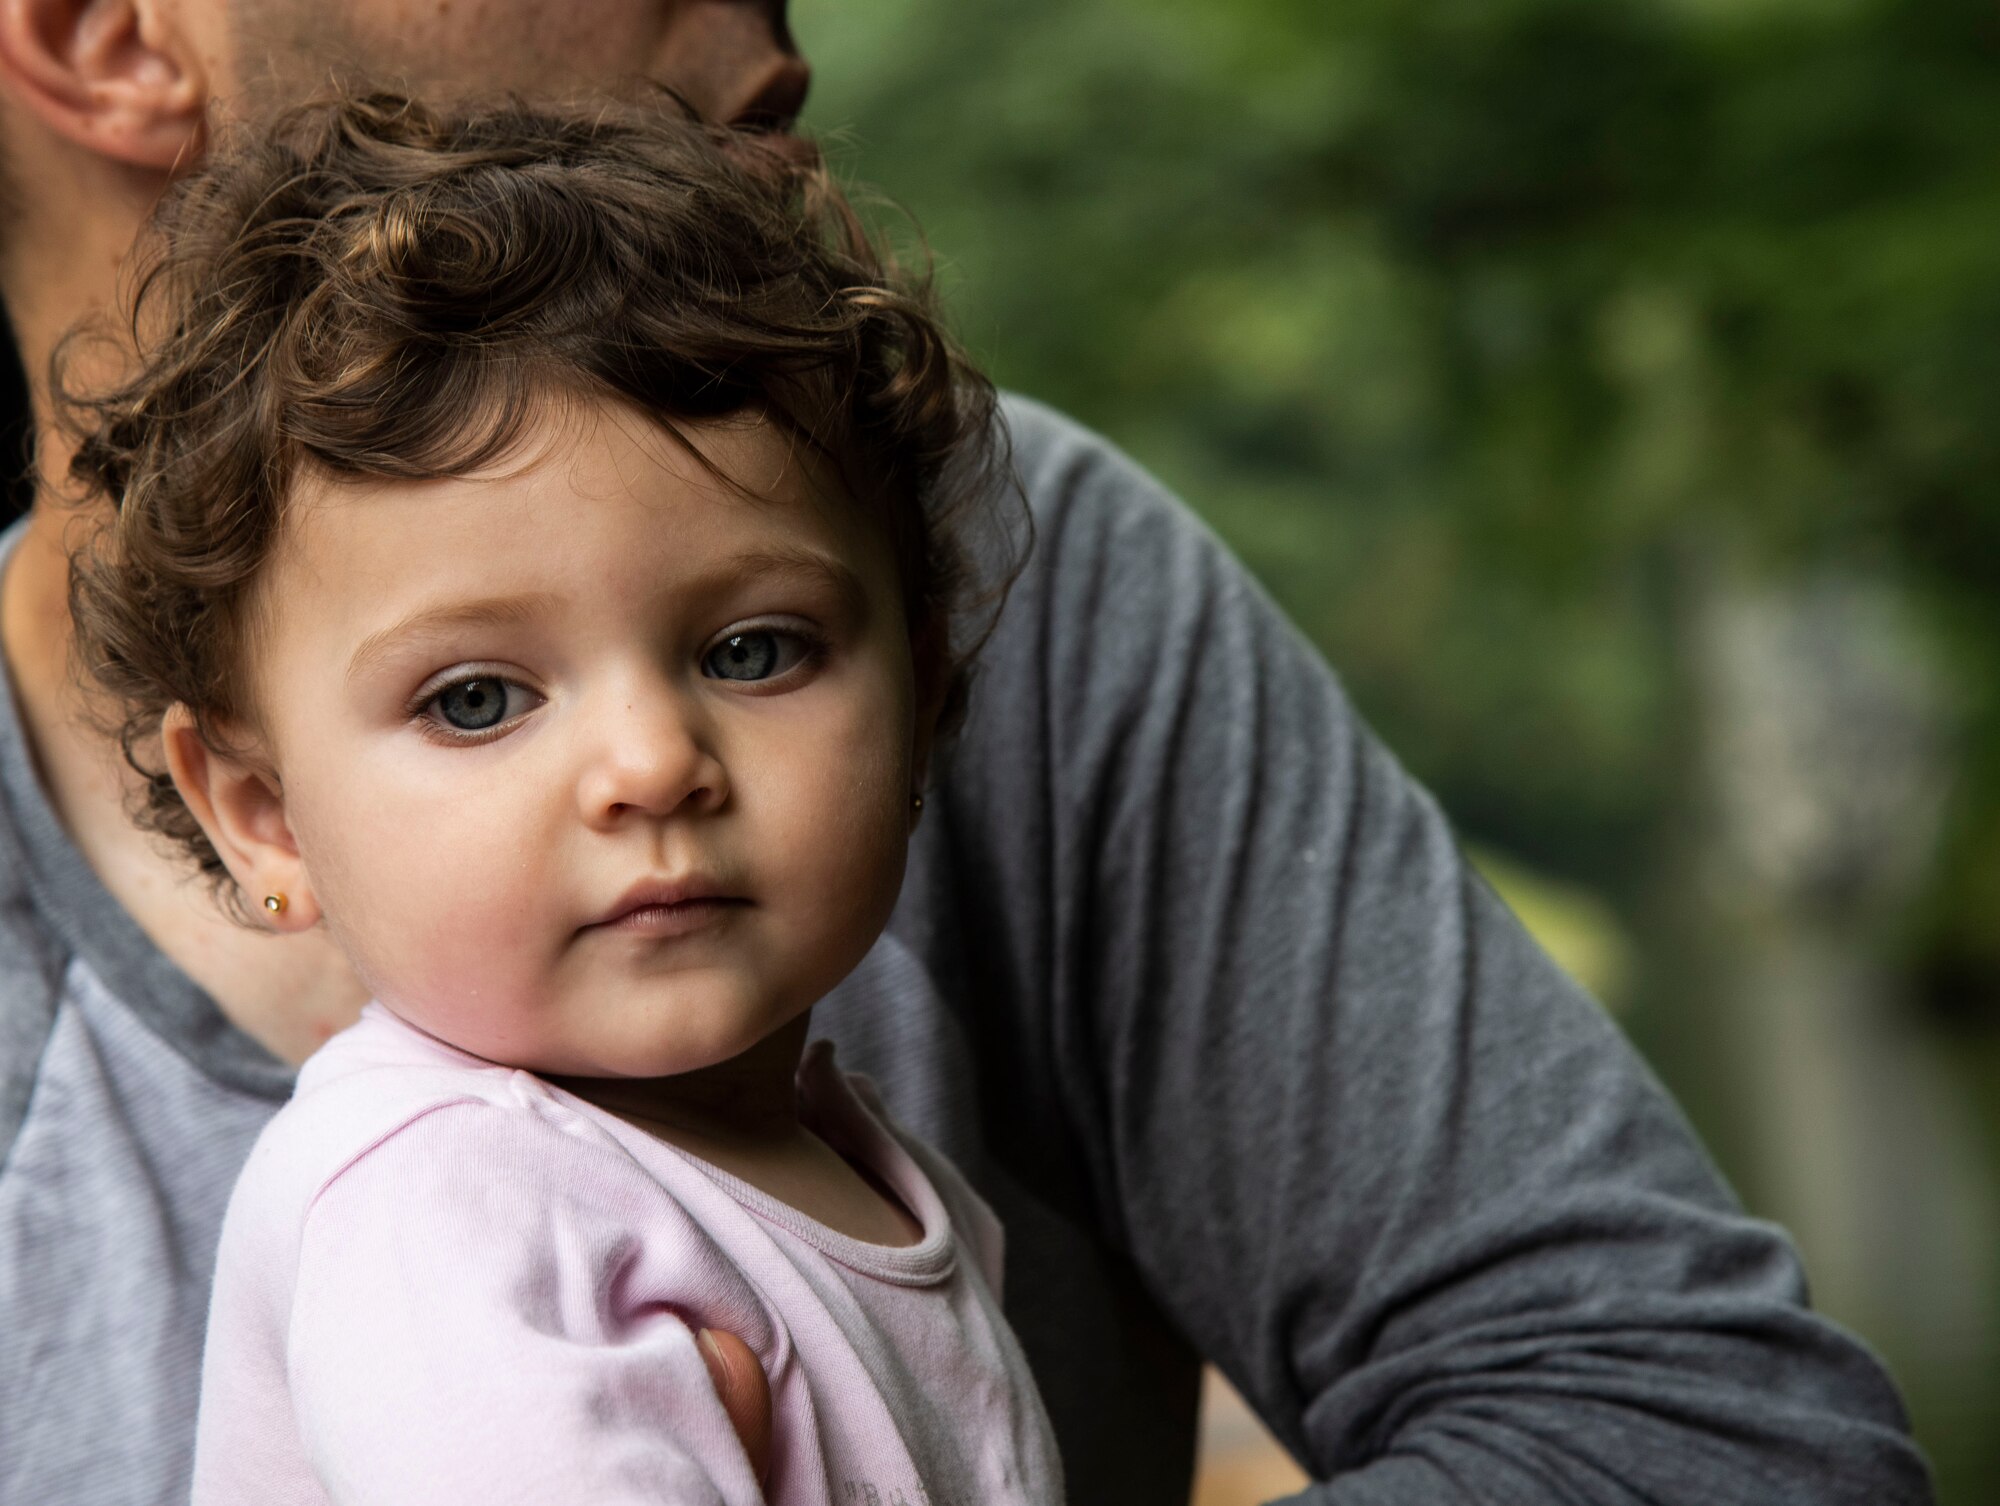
[985,397,1932,1505]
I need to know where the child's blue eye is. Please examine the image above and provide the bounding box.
[431,678,517,730]
[703,630,811,683]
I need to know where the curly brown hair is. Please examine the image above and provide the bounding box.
[60,89,1026,898]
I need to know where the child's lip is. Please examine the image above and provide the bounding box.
[586,877,747,932]
[592,896,749,939]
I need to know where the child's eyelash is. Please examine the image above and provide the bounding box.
[701,623,830,683]
[407,674,540,746]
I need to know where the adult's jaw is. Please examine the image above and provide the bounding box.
[718,50,819,166]
[726,50,812,133]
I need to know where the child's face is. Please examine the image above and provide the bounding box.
[231,401,924,1078]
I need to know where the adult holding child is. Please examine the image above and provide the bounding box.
[0,3,1932,1504]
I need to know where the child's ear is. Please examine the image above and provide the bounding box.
[160,704,320,931]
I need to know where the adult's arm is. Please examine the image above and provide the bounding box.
[968,396,1931,1504]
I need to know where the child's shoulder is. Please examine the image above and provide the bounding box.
[235,1004,600,1218]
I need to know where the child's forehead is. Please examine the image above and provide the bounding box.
[288,396,858,526]
[262,398,897,629]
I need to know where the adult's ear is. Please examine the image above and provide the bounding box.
[161,703,320,930]
[0,0,207,171]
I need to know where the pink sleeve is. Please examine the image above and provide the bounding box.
[287,1102,765,1505]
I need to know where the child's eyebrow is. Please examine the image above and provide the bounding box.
[347,593,563,685]
[720,546,871,621]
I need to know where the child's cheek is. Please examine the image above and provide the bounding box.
[758,708,912,988]
[302,775,551,1032]
[342,879,554,1063]
[409,857,542,997]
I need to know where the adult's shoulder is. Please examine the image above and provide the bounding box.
[1000,392,1205,542]
[979,392,1322,743]
[0,798,71,1176]
[995,392,1274,622]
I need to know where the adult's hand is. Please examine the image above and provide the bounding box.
[698,1328,773,1483]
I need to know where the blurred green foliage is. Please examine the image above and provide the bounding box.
[802,0,1997,933]
[796,0,1999,1495]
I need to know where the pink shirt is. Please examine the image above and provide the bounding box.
[190,1005,1064,1505]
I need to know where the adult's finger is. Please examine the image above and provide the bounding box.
[698,1326,773,1483]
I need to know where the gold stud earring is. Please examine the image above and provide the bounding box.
[911,794,925,813]
[263,893,287,916]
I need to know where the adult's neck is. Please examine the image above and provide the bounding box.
[1,114,166,474]
[0,117,171,869]
[0,116,372,1068]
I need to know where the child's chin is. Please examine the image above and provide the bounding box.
[571,1025,768,1082]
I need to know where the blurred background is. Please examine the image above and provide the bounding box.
[791,0,2000,1499]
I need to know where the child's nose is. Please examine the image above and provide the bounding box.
[575,681,729,827]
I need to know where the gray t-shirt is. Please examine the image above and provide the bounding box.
[0,396,1931,1505]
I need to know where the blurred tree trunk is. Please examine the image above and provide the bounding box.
[1683,564,1996,1473]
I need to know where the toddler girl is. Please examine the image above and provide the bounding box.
[63,91,1055,1505]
